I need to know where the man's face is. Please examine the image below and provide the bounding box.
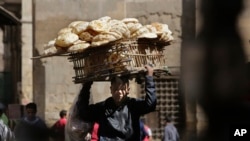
[110,83,130,105]
[26,108,36,121]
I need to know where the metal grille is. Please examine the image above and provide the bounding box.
[140,76,184,140]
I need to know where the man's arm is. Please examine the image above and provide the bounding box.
[76,81,94,121]
[135,65,157,114]
[144,75,157,109]
[145,65,157,111]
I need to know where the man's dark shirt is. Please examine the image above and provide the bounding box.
[77,76,156,141]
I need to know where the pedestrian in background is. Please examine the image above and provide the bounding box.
[0,102,9,126]
[140,119,149,141]
[50,109,67,141]
[141,119,152,141]
[14,102,49,141]
[0,105,15,141]
[162,115,180,141]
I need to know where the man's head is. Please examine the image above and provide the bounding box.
[164,115,172,123]
[59,110,67,118]
[25,102,37,121]
[110,76,130,105]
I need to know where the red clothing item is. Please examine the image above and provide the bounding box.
[51,117,67,141]
[143,125,152,141]
[91,123,99,141]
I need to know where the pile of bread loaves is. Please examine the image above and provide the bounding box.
[43,16,174,55]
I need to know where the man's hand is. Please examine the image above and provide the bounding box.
[82,81,93,86]
[145,64,154,76]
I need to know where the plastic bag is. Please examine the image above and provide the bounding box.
[65,97,93,141]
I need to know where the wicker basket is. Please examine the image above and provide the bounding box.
[68,38,170,83]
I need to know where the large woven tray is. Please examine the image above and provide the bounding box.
[68,38,170,83]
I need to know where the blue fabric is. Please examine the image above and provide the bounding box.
[163,123,180,141]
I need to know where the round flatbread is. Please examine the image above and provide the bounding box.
[88,20,110,33]
[72,21,89,35]
[108,53,126,71]
[92,33,118,42]
[109,20,130,38]
[73,40,87,44]
[105,31,122,40]
[67,42,90,53]
[43,39,65,55]
[91,40,110,47]
[126,22,143,35]
[79,32,94,42]
[44,46,57,55]
[159,32,174,42]
[138,32,158,39]
[68,21,83,28]
[44,46,65,55]
[151,22,172,35]
[145,24,157,33]
[55,32,79,47]
[98,16,112,22]
[122,18,139,24]
[57,27,73,35]
[131,26,149,38]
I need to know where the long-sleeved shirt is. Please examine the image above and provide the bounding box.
[77,75,156,141]
[163,123,180,141]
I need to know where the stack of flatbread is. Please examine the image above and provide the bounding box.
[43,16,174,55]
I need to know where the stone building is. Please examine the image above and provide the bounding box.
[1,0,250,140]
[0,1,21,113]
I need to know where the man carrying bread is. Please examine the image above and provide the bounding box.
[76,64,156,141]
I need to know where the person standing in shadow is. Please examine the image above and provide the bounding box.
[0,105,15,141]
[14,102,49,141]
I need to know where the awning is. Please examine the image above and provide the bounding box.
[0,6,21,25]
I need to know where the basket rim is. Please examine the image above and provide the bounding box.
[72,68,170,83]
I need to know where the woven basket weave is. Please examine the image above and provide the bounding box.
[68,38,170,83]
